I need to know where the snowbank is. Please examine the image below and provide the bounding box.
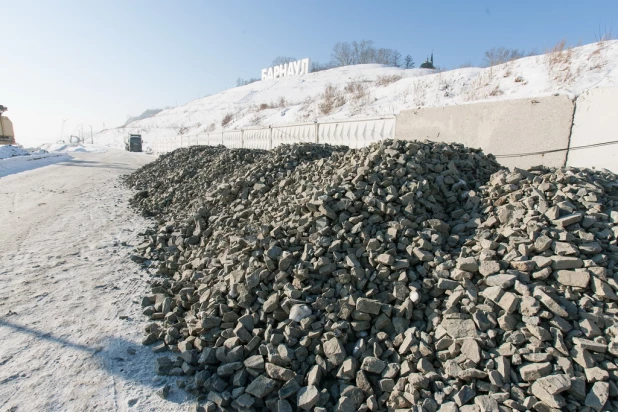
[0,146,69,178]
[0,153,69,178]
[66,145,106,153]
[40,143,107,153]
[0,145,31,159]
[94,41,618,150]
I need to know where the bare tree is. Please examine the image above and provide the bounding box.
[374,48,392,65]
[404,55,414,68]
[237,77,260,87]
[482,47,525,67]
[390,50,402,67]
[311,61,338,72]
[271,56,297,66]
[352,40,376,64]
[331,42,355,66]
[330,40,404,67]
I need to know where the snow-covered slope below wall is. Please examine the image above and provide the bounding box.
[95,41,618,150]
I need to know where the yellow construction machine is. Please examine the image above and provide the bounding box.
[0,105,15,145]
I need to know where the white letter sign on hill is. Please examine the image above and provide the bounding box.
[261,58,311,81]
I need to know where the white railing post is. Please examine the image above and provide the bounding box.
[392,114,397,141]
[315,121,319,144]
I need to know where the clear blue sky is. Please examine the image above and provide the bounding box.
[1,0,616,145]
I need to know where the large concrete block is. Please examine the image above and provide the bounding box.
[395,96,575,169]
[318,117,395,148]
[567,86,618,173]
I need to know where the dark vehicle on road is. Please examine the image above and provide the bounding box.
[125,134,142,152]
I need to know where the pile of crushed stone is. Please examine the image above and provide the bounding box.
[126,140,618,412]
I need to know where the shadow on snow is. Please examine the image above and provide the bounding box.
[0,317,190,406]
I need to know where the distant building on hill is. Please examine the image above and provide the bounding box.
[420,53,435,69]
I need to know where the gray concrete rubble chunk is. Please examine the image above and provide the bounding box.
[553,212,583,227]
[591,277,618,301]
[297,385,319,410]
[376,253,395,266]
[245,374,277,398]
[323,337,346,365]
[457,257,479,272]
[485,274,516,288]
[428,219,450,235]
[520,362,552,381]
[437,402,459,412]
[335,396,356,412]
[551,256,583,270]
[533,289,569,317]
[277,400,293,412]
[474,395,499,412]
[461,339,481,364]
[278,379,301,399]
[585,381,609,411]
[479,261,501,277]
[453,385,476,406]
[535,235,553,252]
[534,374,571,395]
[265,363,295,381]
[263,293,279,313]
[360,356,386,374]
[554,270,590,288]
[498,292,520,313]
[356,297,382,315]
[531,383,566,408]
[441,319,478,339]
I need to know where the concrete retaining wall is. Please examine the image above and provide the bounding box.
[154,89,618,174]
[319,118,395,148]
[395,96,575,170]
[223,131,243,149]
[272,124,316,148]
[243,128,271,150]
[154,117,395,153]
[567,86,618,172]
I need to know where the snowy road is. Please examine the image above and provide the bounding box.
[0,150,191,411]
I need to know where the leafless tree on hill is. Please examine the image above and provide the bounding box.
[404,55,414,68]
[482,47,526,67]
[332,40,402,67]
[331,42,355,66]
[352,40,376,64]
[390,50,402,67]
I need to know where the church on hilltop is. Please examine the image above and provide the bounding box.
[420,53,435,69]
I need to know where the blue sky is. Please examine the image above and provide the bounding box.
[1,0,616,145]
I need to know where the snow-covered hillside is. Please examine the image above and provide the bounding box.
[95,41,618,150]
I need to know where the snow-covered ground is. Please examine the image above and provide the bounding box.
[94,41,618,151]
[0,145,31,159]
[0,145,69,178]
[39,143,108,153]
[0,150,192,411]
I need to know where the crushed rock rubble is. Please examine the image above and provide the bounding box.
[125,141,618,411]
